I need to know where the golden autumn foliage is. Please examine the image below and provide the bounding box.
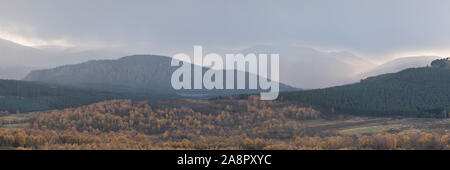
[0,96,448,150]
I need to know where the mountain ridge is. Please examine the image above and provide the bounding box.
[24,55,296,98]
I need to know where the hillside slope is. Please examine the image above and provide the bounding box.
[24,55,296,97]
[281,58,450,117]
[0,79,128,113]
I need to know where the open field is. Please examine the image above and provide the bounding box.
[299,117,448,136]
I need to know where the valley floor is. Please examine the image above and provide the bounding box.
[0,97,448,150]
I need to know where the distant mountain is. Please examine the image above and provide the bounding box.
[361,56,441,78]
[24,55,296,98]
[281,58,450,118]
[0,39,44,66]
[0,39,47,79]
[0,38,128,79]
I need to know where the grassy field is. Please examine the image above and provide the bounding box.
[2,123,30,129]
[336,118,449,135]
[0,112,35,129]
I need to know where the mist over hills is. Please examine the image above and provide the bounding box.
[2,38,445,89]
[233,45,377,89]
[0,38,127,79]
[361,56,442,78]
[0,39,47,79]
[234,45,443,89]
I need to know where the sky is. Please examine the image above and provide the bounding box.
[1,0,450,61]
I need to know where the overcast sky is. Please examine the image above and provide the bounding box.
[1,0,450,60]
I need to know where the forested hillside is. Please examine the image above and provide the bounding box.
[0,79,176,113]
[281,58,450,118]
